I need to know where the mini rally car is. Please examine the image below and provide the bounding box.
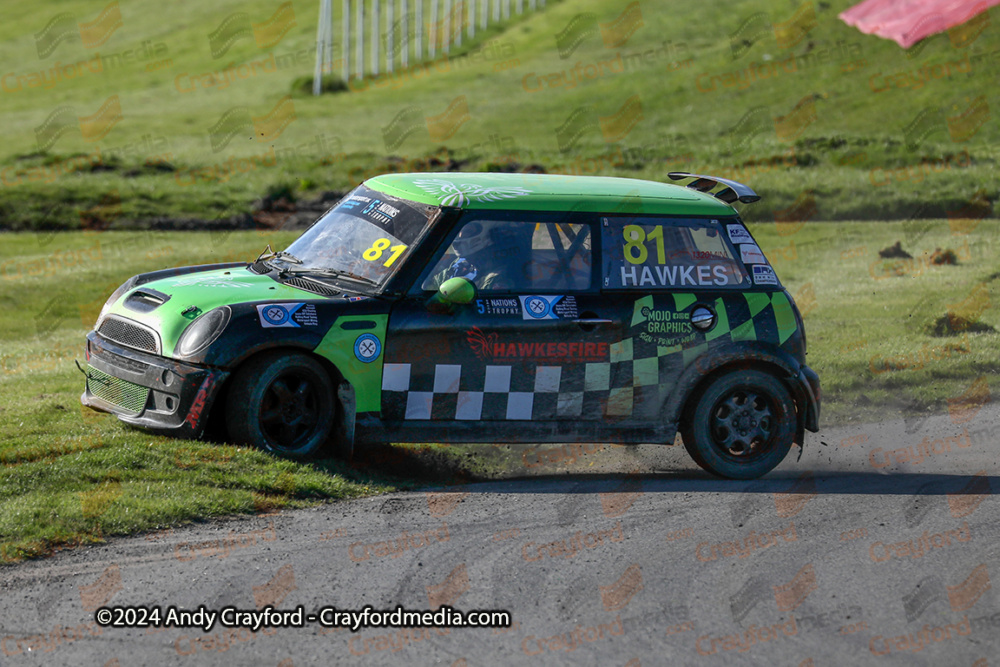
[82,172,819,479]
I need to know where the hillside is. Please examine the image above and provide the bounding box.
[0,0,995,229]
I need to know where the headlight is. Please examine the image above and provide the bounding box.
[96,276,138,328]
[175,306,231,358]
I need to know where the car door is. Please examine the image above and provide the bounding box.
[381,212,622,428]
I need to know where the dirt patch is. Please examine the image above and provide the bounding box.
[927,314,995,336]
[879,241,911,259]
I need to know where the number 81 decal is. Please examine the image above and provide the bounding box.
[363,238,407,267]
[622,225,670,264]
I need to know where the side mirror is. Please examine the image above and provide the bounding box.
[427,277,475,312]
[437,277,475,304]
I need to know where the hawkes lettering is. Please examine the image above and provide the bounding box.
[620,263,729,287]
[465,328,608,362]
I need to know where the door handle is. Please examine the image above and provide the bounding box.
[572,318,613,324]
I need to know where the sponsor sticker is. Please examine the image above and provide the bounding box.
[519,295,580,320]
[476,297,521,316]
[354,333,381,362]
[740,244,767,265]
[255,303,319,328]
[752,265,778,285]
[727,224,754,244]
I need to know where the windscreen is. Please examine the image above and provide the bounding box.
[276,184,437,287]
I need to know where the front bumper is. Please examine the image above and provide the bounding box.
[81,331,229,438]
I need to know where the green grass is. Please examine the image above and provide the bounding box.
[0,230,405,561]
[749,218,1000,425]
[2,222,997,558]
[0,0,997,229]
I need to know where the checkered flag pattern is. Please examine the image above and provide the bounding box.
[380,291,797,422]
[381,360,626,421]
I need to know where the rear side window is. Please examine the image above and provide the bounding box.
[601,217,749,289]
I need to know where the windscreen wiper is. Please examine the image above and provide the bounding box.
[288,267,379,288]
[255,245,304,267]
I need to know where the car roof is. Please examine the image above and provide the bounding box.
[364,172,737,216]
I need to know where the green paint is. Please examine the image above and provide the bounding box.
[366,173,735,216]
[673,293,697,311]
[103,268,317,357]
[631,295,655,327]
[731,318,757,342]
[611,338,634,363]
[682,341,709,367]
[771,292,797,344]
[633,356,659,387]
[706,297,731,342]
[744,292,771,318]
[313,314,389,413]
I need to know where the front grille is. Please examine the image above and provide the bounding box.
[86,366,149,415]
[98,316,161,354]
[282,276,339,296]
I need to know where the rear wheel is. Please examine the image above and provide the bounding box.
[681,370,796,479]
[226,352,335,460]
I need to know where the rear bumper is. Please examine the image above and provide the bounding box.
[81,331,229,438]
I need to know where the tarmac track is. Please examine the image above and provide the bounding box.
[0,405,998,666]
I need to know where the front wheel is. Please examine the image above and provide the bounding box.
[681,370,796,479]
[225,352,335,459]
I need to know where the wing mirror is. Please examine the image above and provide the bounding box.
[428,277,475,312]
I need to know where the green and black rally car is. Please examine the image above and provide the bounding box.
[82,172,819,479]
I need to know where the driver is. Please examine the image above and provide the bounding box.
[431,222,528,291]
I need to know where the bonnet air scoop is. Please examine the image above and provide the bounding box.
[123,288,171,313]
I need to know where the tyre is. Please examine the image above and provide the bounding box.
[225,351,335,460]
[681,370,796,480]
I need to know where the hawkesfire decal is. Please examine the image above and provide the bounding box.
[466,327,608,362]
[413,179,531,207]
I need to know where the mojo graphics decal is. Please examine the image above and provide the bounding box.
[520,295,579,320]
[256,303,319,328]
[412,179,532,207]
[466,327,608,362]
[354,333,382,363]
[630,295,696,348]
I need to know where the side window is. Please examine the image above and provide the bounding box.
[421,220,592,292]
[602,217,749,289]
[528,223,591,290]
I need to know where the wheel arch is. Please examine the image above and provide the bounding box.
[667,345,808,446]
[205,345,355,457]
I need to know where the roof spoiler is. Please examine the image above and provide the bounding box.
[666,172,761,205]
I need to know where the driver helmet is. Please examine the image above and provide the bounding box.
[452,222,492,257]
